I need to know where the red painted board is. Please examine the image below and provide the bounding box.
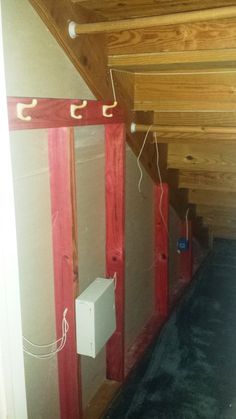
[180,221,193,284]
[154,183,169,320]
[105,123,126,383]
[8,97,124,130]
[48,127,82,419]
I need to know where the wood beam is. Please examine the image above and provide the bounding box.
[197,205,236,231]
[189,189,236,208]
[132,123,236,144]
[29,0,110,100]
[134,71,236,112]
[179,170,236,192]
[105,123,126,383]
[109,49,236,72]
[154,112,236,127]
[107,18,236,55]
[168,143,236,173]
[71,6,236,35]
[211,226,236,240]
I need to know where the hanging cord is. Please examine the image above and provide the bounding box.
[137,125,153,193]
[109,68,117,103]
[23,308,69,360]
[186,207,190,241]
[154,132,169,236]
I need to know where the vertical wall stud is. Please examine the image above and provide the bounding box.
[105,123,126,382]
[180,221,193,284]
[48,127,82,419]
[154,183,169,320]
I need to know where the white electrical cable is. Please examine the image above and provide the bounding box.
[23,308,69,359]
[109,69,117,103]
[154,133,169,236]
[137,125,153,193]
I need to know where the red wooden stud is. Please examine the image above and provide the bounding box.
[180,220,193,284]
[154,183,169,320]
[48,127,82,419]
[105,123,126,383]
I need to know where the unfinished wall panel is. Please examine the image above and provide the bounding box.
[75,126,106,407]
[125,147,155,349]
[10,130,60,419]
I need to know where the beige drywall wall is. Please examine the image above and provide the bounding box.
[2,0,157,415]
[125,149,155,348]
[75,126,106,407]
[1,0,95,416]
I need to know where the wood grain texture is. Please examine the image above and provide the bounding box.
[168,143,236,172]
[8,97,124,130]
[189,189,236,208]
[29,0,110,100]
[197,205,236,228]
[84,380,121,419]
[105,123,126,382]
[154,112,236,127]
[154,183,169,319]
[109,49,236,72]
[73,0,236,20]
[179,170,236,191]
[48,128,82,419]
[107,18,236,55]
[211,226,236,239]
[134,72,236,112]
[72,7,236,35]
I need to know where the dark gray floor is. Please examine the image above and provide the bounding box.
[104,239,236,419]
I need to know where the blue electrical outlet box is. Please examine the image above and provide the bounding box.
[177,237,189,252]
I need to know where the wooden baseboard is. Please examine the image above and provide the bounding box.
[84,380,121,419]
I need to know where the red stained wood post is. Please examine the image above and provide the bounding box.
[180,221,193,284]
[48,128,82,419]
[105,123,126,383]
[154,183,169,320]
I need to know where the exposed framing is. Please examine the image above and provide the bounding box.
[7,96,194,418]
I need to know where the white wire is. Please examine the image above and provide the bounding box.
[109,69,117,103]
[23,308,69,359]
[154,133,169,236]
[137,125,153,193]
[186,207,190,241]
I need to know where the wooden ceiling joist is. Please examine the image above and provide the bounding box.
[132,123,236,144]
[107,18,236,56]
[70,6,236,35]
[109,49,236,72]
[168,143,236,172]
[189,189,236,209]
[154,112,236,127]
[134,71,236,112]
[211,226,236,240]
[179,170,236,192]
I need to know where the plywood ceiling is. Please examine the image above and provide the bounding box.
[29,0,236,241]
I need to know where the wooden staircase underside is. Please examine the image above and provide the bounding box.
[29,0,236,243]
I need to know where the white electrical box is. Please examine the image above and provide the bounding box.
[75,277,116,358]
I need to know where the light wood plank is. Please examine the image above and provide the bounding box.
[199,207,236,229]
[84,380,121,419]
[168,143,236,172]
[73,1,236,21]
[107,18,236,55]
[109,49,236,72]
[73,7,236,35]
[179,170,236,192]
[189,189,236,208]
[134,72,236,112]
[211,226,236,240]
[154,112,236,127]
